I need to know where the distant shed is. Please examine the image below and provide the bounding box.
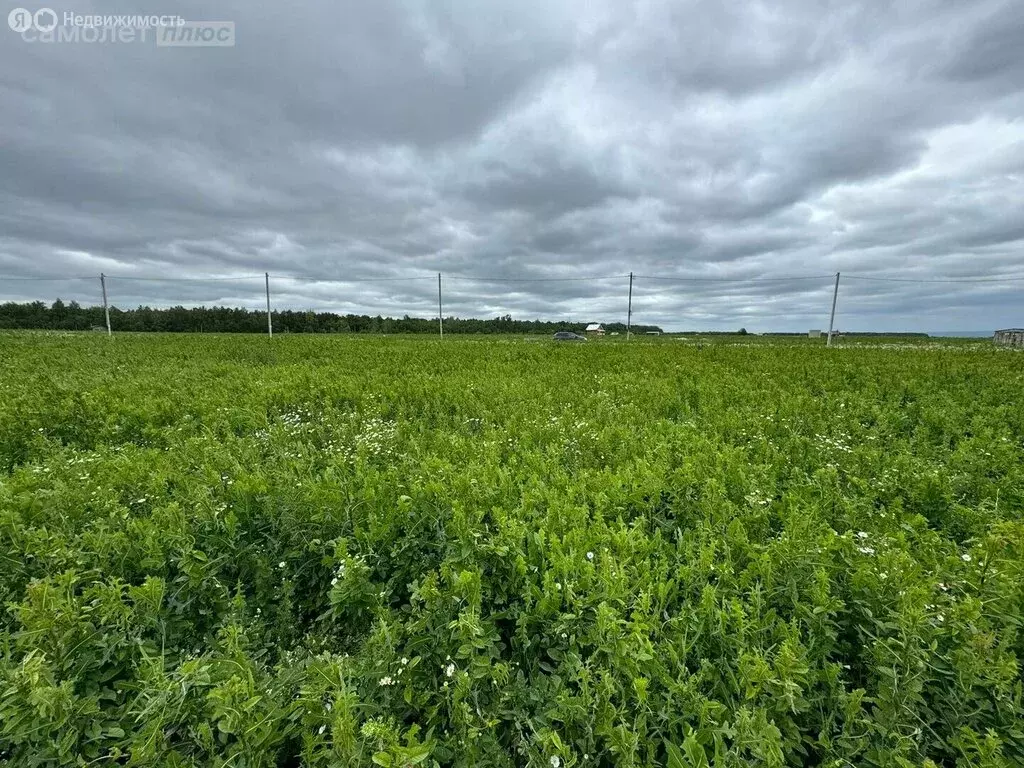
[994,328,1024,347]
[585,323,605,336]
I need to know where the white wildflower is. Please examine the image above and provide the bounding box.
[586,552,594,561]
[445,663,455,677]
[278,561,286,568]
[551,757,561,768]
[856,531,868,540]
[961,553,972,562]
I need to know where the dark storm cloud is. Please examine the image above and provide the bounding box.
[939,1,1024,86]
[1,0,1023,331]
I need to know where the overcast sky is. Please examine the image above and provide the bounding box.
[2,0,1023,332]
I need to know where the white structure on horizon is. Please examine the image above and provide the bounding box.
[585,323,604,336]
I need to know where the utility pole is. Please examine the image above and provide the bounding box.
[438,272,443,338]
[827,272,840,347]
[265,272,273,337]
[626,271,633,340]
[100,273,111,336]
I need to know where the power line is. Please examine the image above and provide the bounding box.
[105,274,266,282]
[3,266,1020,339]
[444,274,628,282]
[0,275,97,281]
[2,271,1023,285]
[844,274,1024,284]
[635,274,834,282]
[280,275,435,283]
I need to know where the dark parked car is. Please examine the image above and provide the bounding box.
[553,331,587,342]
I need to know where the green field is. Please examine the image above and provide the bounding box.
[1,333,1022,767]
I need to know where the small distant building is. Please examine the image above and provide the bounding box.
[808,329,821,339]
[994,328,1024,347]
[585,323,604,336]
[609,331,620,336]
[646,331,661,335]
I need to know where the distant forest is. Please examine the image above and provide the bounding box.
[0,300,663,335]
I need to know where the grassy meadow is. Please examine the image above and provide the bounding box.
[0,332,1022,767]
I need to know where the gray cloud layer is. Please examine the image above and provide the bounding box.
[2,0,1023,331]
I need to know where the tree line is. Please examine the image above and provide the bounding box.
[0,300,663,335]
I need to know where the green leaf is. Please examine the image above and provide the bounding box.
[404,746,431,765]
[666,741,686,768]
[682,734,709,768]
